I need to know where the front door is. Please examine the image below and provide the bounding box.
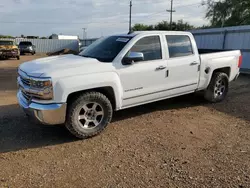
[117,35,168,108]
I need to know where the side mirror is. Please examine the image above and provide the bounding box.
[123,52,144,65]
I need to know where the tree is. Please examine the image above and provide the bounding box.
[132,24,154,31]
[132,20,194,31]
[204,0,250,27]
[0,35,14,39]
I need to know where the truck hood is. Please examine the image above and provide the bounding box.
[0,45,18,50]
[19,54,115,78]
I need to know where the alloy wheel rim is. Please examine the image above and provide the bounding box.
[214,78,226,98]
[78,102,104,129]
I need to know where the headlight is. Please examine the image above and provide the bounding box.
[30,78,52,88]
[0,51,2,55]
[29,78,53,100]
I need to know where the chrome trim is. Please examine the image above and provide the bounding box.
[17,91,66,125]
[123,83,198,100]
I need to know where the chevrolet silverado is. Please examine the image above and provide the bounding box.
[17,31,242,138]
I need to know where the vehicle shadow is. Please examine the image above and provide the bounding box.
[0,94,205,153]
[0,104,77,153]
[207,74,250,122]
[113,93,206,123]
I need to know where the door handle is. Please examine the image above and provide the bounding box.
[190,62,199,66]
[155,66,166,71]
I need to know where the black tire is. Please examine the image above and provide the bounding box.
[66,92,113,139]
[17,56,20,60]
[32,52,35,55]
[204,72,229,103]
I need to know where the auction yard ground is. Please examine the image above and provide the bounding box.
[0,55,250,188]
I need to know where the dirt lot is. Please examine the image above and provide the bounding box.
[0,56,250,188]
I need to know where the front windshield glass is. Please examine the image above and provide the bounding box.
[0,41,14,45]
[79,36,133,62]
[19,42,32,45]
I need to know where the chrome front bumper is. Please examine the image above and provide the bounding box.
[17,91,66,125]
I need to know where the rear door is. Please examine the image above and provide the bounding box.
[164,34,200,95]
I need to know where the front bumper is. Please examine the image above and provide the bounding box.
[0,51,19,57]
[20,49,34,53]
[17,91,66,125]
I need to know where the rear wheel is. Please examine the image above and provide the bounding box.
[66,92,113,139]
[204,72,229,103]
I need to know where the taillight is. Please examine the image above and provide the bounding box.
[238,55,243,68]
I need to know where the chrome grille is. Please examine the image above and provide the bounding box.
[18,69,31,87]
[3,49,12,52]
[20,76,31,86]
[21,90,31,101]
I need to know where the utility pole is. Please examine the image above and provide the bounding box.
[82,28,87,40]
[129,0,132,34]
[212,2,215,26]
[167,0,175,30]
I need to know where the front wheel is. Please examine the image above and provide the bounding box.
[66,92,113,139]
[204,72,229,103]
[17,56,20,60]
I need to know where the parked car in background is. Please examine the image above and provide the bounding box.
[17,31,241,139]
[19,41,36,55]
[0,40,20,60]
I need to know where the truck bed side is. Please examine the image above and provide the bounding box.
[198,50,241,90]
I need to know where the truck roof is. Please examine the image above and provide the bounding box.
[114,30,191,37]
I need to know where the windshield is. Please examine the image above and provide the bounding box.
[0,41,14,45]
[79,36,133,62]
[19,42,32,45]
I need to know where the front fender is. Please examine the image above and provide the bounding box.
[53,72,123,110]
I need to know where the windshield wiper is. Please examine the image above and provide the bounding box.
[81,55,96,59]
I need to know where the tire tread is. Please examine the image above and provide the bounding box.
[66,92,113,139]
[204,72,229,103]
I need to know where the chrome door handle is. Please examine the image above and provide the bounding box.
[190,62,199,66]
[156,66,166,71]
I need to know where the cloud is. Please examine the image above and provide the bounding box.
[0,0,208,38]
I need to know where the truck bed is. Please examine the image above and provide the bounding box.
[198,49,241,91]
[198,49,233,54]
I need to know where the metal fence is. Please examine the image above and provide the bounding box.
[0,38,79,53]
[191,25,250,73]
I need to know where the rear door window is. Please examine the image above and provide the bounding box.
[166,35,193,58]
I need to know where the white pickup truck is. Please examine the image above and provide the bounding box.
[17,31,242,138]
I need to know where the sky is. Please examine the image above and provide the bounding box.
[0,0,209,38]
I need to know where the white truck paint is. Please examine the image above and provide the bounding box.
[17,31,241,138]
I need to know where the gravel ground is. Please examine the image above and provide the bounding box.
[0,56,250,188]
